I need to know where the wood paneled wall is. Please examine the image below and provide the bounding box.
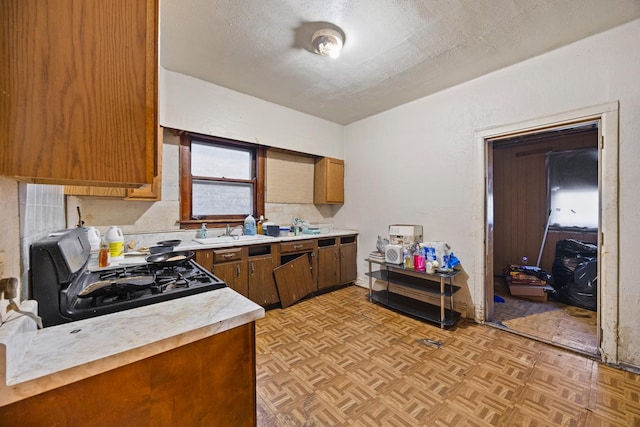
[492,129,597,279]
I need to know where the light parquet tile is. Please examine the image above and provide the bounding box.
[438,384,514,426]
[370,340,435,374]
[513,386,587,425]
[289,357,345,388]
[256,285,640,426]
[526,368,591,407]
[429,403,501,427]
[493,276,598,356]
[343,359,402,393]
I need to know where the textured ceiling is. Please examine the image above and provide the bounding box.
[160,0,640,125]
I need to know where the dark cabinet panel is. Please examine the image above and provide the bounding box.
[248,255,278,305]
[273,255,315,308]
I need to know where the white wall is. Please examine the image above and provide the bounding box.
[340,20,640,368]
[160,68,344,158]
[0,178,20,321]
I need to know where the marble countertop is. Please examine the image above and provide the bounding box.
[92,228,359,271]
[0,287,264,407]
[180,228,358,250]
[0,228,357,406]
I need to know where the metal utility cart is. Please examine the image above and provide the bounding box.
[366,258,461,328]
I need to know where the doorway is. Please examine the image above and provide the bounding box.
[489,124,598,355]
[473,102,620,364]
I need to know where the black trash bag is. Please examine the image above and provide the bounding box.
[554,239,597,259]
[555,259,597,311]
[552,239,597,289]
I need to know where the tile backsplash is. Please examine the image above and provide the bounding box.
[19,183,66,300]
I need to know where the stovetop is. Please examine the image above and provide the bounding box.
[63,261,226,321]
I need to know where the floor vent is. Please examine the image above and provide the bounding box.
[416,338,443,348]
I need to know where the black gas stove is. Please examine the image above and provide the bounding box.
[30,228,226,327]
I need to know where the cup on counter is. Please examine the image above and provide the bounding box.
[414,255,426,272]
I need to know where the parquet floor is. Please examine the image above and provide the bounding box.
[255,285,640,426]
[492,276,598,355]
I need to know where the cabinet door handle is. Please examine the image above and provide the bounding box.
[250,263,255,274]
[293,244,303,250]
[236,265,241,276]
[222,253,234,259]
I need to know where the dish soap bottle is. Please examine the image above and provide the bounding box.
[257,215,264,235]
[197,223,207,239]
[244,214,256,235]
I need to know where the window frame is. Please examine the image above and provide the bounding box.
[546,147,599,232]
[179,132,265,229]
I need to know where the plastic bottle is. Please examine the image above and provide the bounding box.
[86,226,101,252]
[98,239,111,267]
[197,223,207,238]
[257,215,264,235]
[403,247,413,268]
[105,226,124,261]
[414,244,426,271]
[244,214,256,235]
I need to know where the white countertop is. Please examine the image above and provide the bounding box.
[0,228,357,407]
[180,228,358,250]
[0,287,264,407]
[92,228,358,271]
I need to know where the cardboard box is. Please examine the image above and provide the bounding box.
[506,277,554,302]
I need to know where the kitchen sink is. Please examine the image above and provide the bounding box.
[193,235,275,245]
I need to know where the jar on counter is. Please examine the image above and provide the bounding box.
[98,240,111,267]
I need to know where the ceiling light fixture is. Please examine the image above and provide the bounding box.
[312,28,344,58]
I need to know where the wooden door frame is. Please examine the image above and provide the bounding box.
[472,102,619,363]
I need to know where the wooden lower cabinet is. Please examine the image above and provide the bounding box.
[195,249,213,271]
[273,254,316,308]
[194,235,356,307]
[248,254,278,305]
[317,235,358,291]
[215,261,249,298]
[208,248,248,298]
[0,323,257,426]
[340,237,358,283]
[318,245,340,290]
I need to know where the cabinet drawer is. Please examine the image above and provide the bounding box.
[212,248,243,263]
[280,240,317,254]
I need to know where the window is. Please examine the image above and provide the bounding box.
[179,133,265,228]
[546,147,598,231]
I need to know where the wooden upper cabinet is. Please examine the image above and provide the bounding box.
[65,126,163,200]
[314,157,344,204]
[0,0,158,187]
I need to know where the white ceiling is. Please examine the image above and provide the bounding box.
[160,0,640,125]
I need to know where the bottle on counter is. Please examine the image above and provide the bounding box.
[414,244,426,272]
[98,240,111,267]
[403,246,413,268]
[197,223,207,238]
[257,215,264,235]
[244,214,256,235]
[105,226,124,261]
[86,226,101,252]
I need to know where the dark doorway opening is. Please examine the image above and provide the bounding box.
[487,122,599,356]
